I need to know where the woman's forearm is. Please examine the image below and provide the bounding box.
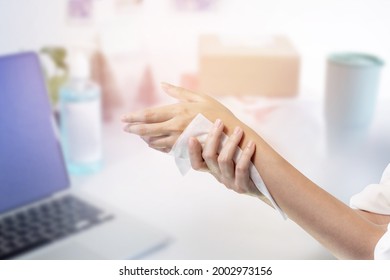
[236,121,386,259]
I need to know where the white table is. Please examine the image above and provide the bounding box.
[73,96,390,260]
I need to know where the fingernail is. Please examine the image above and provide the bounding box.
[214,119,222,128]
[188,137,196,146]
[123,125,132,132]
[121,115,128,122]
[234,126,242,135]
[246,140,254,149]
[161,82,171,90]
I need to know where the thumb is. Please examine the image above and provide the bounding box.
[161,82,200,102]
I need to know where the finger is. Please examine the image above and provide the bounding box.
[188,137,208,172]
[142,134,178,149]
[149,146,171,153]
[141,135,165,145]
[121,104,177,123]
[218,126,243,181]
[202,119,224,175]
[124,114,190,138]
[235,140,256,192]
[161,82,201,102]
[123,121,170,137]
[139,136,172,153]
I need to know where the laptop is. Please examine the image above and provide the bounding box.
[0,52,169,259]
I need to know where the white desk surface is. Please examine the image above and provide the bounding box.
[72,96,390,260]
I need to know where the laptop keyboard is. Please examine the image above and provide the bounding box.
[0,195,114,259]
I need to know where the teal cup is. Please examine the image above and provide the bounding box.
[324,52,384,130]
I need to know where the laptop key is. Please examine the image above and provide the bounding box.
[0,195,113,259]
[0,239,51,260]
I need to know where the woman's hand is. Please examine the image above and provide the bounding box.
[188,119,263,198]
[121,83,239,153]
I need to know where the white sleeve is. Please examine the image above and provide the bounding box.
[374,223,390,259]
[349,163,390,259]
[350,163,390,215]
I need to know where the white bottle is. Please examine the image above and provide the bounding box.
[60,52,102,175]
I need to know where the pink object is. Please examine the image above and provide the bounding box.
[134,65,159,109]
[180,73,199,92]
[67,0,93,19]
[91,51,123,122]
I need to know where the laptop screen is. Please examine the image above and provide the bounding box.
[0,52,70,213]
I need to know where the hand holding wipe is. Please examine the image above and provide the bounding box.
[170,114,286,219]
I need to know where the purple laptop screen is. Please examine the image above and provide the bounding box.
[0,52,69,213]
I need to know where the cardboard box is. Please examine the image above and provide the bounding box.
[198,35,300,97]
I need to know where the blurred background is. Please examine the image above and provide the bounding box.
[1,0,389,104]
[1,0,390,259]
